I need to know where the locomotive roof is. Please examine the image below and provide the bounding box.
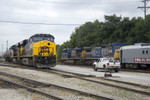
[17,39,28,47]
[120,43,150,50]
[30,33,54,39]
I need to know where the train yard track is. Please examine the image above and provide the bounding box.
[0,70,113,100]
[59,63,150,74]
[120,68,150,74]
[45,69,150,96]
[1,60,150,74]
[0,71,63,100]
[0,62,150,89]
[0,61,150,99]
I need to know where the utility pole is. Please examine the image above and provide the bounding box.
[2,45,3,57]
[138,0,150,19]
[6,40,8,51]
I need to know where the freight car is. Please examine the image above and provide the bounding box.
[120,43,150,69]
[4,33,56,68]
[61,43,125,65]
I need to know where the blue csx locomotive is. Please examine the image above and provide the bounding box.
[61,43,126,65]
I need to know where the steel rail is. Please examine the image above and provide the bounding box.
[51,68,150,88]
[1,63,150,96]
[59,63,150,74]
[0,63,150,88]
[0,71,114,100]
[48,69,150,96]
[0,77,63,100]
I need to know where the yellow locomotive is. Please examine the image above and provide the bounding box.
[114,49,120,60]
[5,34,56,68]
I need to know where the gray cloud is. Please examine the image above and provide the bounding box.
[0,0,149,53]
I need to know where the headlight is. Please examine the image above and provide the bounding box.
[44,42,46,45]
[39,53,42,55]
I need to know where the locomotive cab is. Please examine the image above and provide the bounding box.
[30,34,56,68]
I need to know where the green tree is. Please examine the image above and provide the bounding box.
[56,14,150,62]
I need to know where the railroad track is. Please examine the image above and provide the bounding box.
[120,69,150,74]
[1,63,150,97]
[45,69,150,96]
[58,63,150,74]
[0,71,113,100]
[1,60,150,74]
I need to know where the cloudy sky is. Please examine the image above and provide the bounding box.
[0,0,149,53]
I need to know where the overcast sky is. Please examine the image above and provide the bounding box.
[0,0,149,53]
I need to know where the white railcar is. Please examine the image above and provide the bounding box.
[120,43,150,68]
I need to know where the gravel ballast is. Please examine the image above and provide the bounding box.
[0,65,150,100]
[0,81,52,100]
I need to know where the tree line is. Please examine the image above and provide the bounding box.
[57,14,150,61]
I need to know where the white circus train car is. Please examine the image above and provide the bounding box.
[120,43,150,69]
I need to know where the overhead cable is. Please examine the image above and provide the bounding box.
[28,0,139,5]
[0,20,81,26]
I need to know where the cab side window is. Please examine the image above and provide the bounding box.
[98,59,101,62]
[142,50,145,54]
[146,50,148,54]
[143,50,149,55]
[29,38,33,43]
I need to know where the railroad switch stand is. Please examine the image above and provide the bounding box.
[104,67,112,77]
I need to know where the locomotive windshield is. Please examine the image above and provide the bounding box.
[43,37,54,42]
[113,45,122,49]
[32,36,54,42]
[32,37,43,42]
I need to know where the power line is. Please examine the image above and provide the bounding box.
[0,10,93,20]
[0,20,81,26]
[138,0,150,19]
[28,0,139,5]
